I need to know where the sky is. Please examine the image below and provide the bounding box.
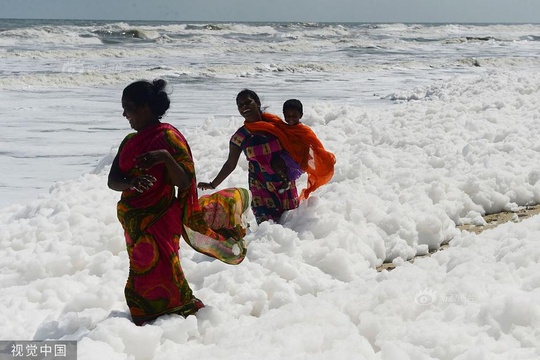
[0,0,539,23]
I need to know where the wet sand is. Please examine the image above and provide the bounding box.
[377,204,540,271]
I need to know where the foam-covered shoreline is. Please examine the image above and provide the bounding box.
[2,21,540,358]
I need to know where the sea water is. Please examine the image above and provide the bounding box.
[1,19,539,207]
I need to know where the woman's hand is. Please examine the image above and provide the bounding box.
[197,181,215,190]
[136,149,191,190]
[135,150,169,170]
[129,174,157,193]
[196,143,242,192]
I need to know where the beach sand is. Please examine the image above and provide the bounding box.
[377,204,540,271]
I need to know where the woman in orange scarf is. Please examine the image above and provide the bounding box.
[198,89,335,224]
[108,80,249,325]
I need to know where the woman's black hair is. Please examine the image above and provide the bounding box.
[122,79,171,119]
[236,89,261,106]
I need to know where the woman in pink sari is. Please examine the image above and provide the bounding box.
[108,79,249,325]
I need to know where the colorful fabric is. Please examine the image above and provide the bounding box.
[183,187,250,264]
[116,122,248,325]
[231,126,299,224]
[281,151,304,181]
[243,113,336,200]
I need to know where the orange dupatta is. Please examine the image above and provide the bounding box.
[244,113,336,200]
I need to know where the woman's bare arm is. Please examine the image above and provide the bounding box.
[198,144,242,190]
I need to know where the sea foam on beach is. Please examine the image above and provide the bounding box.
[1,20,540,359]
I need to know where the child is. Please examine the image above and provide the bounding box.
[272,99,306,193]
[282,98,303,126]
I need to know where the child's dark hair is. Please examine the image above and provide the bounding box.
[122,79,171,119]
[283,99,303,114]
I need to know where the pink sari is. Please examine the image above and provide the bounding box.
[116,123,248,325]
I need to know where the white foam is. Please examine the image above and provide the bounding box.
[2,22,540,359]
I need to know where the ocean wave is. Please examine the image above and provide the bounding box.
[2,21,540,91]
[0,21,353,47]
[0,68,173,88]
[91,22,164,43]
[2,21,540,48]
[181,22,279,36]
[0,25,102,46]
[0,38,315,60]
[521,35,540,41]
[444,36,498,44]
[358,23,540,44]
[455,56,540,68]
[93,28,161,42]
[185,24,225,31]
[0,61,369,89]
[2,54,538,89]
